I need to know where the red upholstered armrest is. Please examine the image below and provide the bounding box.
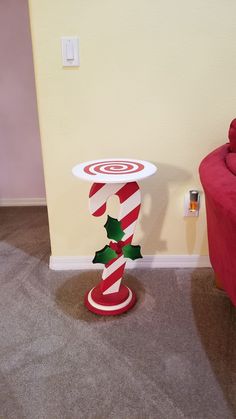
[199,144,236,221]
[199,143,236,306]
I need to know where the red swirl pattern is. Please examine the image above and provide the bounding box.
[84,160,144,176]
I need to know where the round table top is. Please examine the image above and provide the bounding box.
[72,158,157,183]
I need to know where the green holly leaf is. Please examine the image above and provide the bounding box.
[104,216,125,242]
[92,245,117,264]
[122,244,143,260]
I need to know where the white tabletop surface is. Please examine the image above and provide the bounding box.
[72,158,157,183]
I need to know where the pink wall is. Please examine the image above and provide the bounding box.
[0,0,45,199]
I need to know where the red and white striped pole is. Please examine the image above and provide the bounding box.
[72,159,157,316]
[86,181,141,314]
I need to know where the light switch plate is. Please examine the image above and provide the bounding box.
[61,37,80,67]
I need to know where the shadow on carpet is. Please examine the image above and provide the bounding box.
[55,271,145,322]
[191,269,236,417]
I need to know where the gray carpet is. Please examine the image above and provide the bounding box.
[0,207,236,419]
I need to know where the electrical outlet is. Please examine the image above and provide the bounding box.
[184,190,200,217]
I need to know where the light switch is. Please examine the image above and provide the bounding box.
[66,39,74,60]
[61,37,80,67]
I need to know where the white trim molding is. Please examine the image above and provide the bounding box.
[49,255,211,271]
[0,198,46,206]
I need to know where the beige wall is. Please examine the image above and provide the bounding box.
[29,0,236,257]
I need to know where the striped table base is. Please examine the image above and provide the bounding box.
[85,284,136,316]
[84,181,141,315]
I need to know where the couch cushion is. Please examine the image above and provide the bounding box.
[225,153,236,175]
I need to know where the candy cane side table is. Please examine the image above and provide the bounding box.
[72,159,157,316]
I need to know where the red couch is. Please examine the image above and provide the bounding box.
[199,119,236,307]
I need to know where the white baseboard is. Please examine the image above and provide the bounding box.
[0,198,46,206]
[49,255,211,271]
